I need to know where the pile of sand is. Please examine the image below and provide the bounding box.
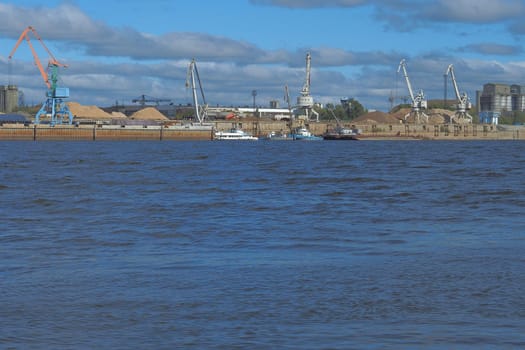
[390,108,412,121]
[353,111,402,124]
[389,107,459,124]
[68,102,114,120]
[130,107,169,121]
[111,111,128,119]
[427,108,455,124]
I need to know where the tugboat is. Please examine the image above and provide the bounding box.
[292,126,323,141]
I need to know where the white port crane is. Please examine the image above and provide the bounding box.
[296,52,319,122]
[445,64,473,124]
[185,58,208,124]
[397,59,428,123]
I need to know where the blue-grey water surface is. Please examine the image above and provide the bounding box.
[1,140,525,349]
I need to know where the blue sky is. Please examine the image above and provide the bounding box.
[1,0,525,111]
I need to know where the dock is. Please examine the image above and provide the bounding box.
[1,121,523,141]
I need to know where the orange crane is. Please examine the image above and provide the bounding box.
[8,26,73,125]
[8,26,68,90]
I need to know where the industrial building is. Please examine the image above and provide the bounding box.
[476,83,525,124]
[0,85,19,113]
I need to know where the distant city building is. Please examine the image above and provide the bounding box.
[269,100,280,109]
[0,85,19,113]
[476,83,525,125]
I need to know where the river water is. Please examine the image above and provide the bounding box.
[1,140,524,349]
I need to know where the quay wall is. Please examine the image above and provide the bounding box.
[0,125,213,141]
[1,121,524,141]
[354,123,522,140]
[215,120,523,140]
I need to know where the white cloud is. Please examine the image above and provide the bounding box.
[459,43,522,56]
[2,1,525,112]
[421,0,525,23]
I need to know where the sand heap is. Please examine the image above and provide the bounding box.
[427,108,456,124]
[67,102,116,120]
[111,111,128,119]
[353,111,402,124]
[390,108,412,121]
[130,107,169,121]
[389,107,458,124]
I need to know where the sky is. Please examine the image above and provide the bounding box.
[1,0,525,112]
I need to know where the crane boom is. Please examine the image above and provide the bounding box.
[445,64,462,101]
[185,58,208,124]
[397,59,415,103]
[8,26,67,90]
[132,94,171,105]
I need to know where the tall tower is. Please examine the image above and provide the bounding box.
[0,85,19,113]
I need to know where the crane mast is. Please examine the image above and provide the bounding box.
[284,84,293,120]
[8,26,72,126]
[301,52,311,96]
[397,59,428,123]
[296,52,319,122]
[185,58,208,124]
[445,64,472,124]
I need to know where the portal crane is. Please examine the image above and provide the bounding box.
[132,95,171,106]
[296,52,319,122]
[445,64,473,124]
[185,58,208,124]
[397,59,428,123]
[8,26,73,126]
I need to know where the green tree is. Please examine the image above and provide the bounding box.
[316,98,367,121]
[341,98,366,120]
[500,111,525,125]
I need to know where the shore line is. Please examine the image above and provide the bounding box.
[0,121,523,141]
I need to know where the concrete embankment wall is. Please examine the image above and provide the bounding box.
[355,123,523,140]
[0,125,213,141]
[215,120,524,140]
[1,121,524,140]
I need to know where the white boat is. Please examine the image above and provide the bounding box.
[261,131,293,141]
[214,128,258,140]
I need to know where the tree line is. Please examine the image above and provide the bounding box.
[315,98,367,121]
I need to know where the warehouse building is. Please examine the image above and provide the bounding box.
[476,83,525,125]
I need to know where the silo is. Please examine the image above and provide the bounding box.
[5,85,18,113]
[0,85,5,112]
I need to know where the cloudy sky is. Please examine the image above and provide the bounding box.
[1,0,525,111]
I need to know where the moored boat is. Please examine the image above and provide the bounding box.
[262,130,293,141]
[323,108,361,140]
[214,128,258,140]
[323,126,360,140]
[292,127,323,141]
